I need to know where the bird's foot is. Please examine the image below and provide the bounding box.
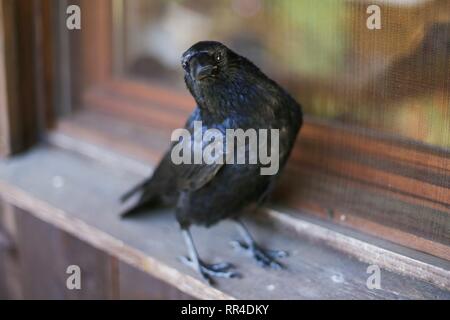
[178,256,240,284]
[230,240,288,270]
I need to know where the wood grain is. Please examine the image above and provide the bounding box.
[0,201,22,299]
[0,0,55,156]
[16,208,107,299]
[0,0,19,156]
[80,0,112,88]
[118,261,193,300]
[56,0,450,266]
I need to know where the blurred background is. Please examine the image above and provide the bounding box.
[113,0,450,147]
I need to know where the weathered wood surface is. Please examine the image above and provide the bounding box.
[48,129,450,290]
[0,201,21,299]
[0,146,449,299]
[268,208,450,290]
[14,208,118,299]
[0,201,194,299]
[0,0,19,156]
[118,261,192,300]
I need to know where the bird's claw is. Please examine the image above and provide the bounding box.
[230,240,287,270]
[178,256,241,284]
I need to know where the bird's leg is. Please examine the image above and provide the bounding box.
[179,227,239,284]
[231,219,288,270]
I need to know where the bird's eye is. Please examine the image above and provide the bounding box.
[215,52,223,62]
[182,61,188,69]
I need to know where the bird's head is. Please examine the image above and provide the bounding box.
[181,41,244,89]
[181,41,274,119]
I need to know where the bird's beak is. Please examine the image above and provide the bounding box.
[194,65,215,81]
[190,53,216,81]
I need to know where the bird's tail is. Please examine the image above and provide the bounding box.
[120,180,149,203]
[119,179,161,218]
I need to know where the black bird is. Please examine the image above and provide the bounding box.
[120,41,302,283]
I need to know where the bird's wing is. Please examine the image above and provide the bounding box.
[120,108,225,215]
[138,142,224,195]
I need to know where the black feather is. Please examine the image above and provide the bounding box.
[121,41,302,223]
[120,41,302,278]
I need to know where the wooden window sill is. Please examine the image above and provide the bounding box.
[0,117,449,299]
